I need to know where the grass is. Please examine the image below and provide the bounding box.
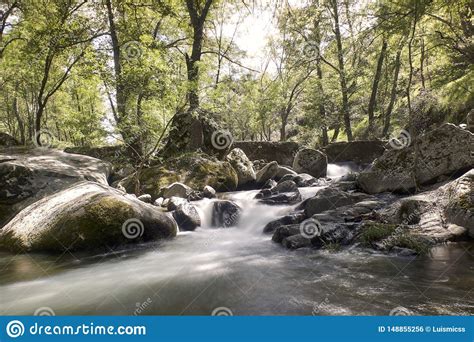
[389,234,432,255]
[358,222,397,247]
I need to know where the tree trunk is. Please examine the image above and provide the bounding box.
[367,39,387,135]
[316,62,328,145]
[163,0,214,157]
[12,96,25,144]
[331,0,353,141]
[382,43,403,137]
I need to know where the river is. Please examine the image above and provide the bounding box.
[0,165,473,316]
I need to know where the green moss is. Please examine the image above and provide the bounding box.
[121,153,238,196]
[359,223,397,247]
[390,234,432,255]
[323,242,342,253]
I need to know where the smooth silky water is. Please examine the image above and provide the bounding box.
[0,165,473,315]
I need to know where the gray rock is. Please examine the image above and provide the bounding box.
[0,133,20,147]
[282,234,312,250]
[137,194,152,203]
[225,148,256,186]
[163,182,193,199]
[256,161,279,184]
[203,185,216,198]
[263,211,306,234]
[212,200,241,227]
[0,148,112,228]
[358,124,473,194]
[323,140,385,164]
[172,202,201,231]
[262,179,277,189]
[293,148,328,178]
[166,197,188,211]
[275,166,297,180]
[272,224,301,243]
[255,180,302,205]
[233,141,299,166]
[303,187,372,217]
[0,181,177,253]
[153,197,164,207]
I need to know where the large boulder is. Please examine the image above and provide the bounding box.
[117,154,238,199]
[233,141,299,166]
[0,133,20,147]
[0,148,112,227]
[292,148,328,178]
[225,148,256,187]
[0,182,177,253]
[323,141,385,164]
[256,161,279,184]
[358,124,473,194]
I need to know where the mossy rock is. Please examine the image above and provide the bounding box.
[358,222,397,247]
[119,153,238,198]
[0,182,177,253]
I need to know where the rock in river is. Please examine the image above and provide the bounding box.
[0,182,177,253]
[0,148,112,228]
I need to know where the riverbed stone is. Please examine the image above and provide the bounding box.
[0,133,20,147]
[292,148,328,178]
[212,200,241,227]
[118,153,238,198]
[255,180,302,205]
[303,187,372,217]
[172,202,201,231]
[0,148,112,228]
[358,124,473,194]
[0,181,177,253]
[256,161,279,184]
[225,148,256,187]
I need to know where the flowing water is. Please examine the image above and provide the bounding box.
[0,165,473,316]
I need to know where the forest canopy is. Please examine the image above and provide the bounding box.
[0,0,472,156]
